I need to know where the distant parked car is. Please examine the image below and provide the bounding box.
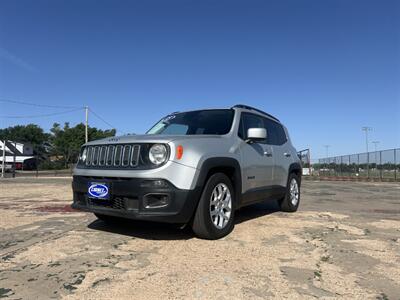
[3,164,12,172]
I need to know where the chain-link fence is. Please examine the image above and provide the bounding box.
[316,148,399,181]
[297,149,311,175]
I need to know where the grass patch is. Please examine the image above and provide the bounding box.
[376,292,389,300]
[314,271,322,279]
[321,255,330,262]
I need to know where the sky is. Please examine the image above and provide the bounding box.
[0,0,399,159]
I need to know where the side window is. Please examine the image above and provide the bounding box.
[263,118,278,145]
[238,117,245,139]
[263,118,287,145]
[238,113,266,143]
[275,123,287,145]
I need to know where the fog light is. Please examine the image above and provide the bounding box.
[140,180,169,188]
[143,194,169,208]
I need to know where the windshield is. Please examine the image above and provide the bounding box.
[147,109,234,135]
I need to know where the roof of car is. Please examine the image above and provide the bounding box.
[231,104,280,122]
[166,106,280,123]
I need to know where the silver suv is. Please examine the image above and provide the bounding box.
[72,105,301,239]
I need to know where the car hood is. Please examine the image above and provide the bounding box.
[85,134,224,146]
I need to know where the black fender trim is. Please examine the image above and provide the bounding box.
[195,157,242,208]
[289,162,302,182]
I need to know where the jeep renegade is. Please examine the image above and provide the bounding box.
[72,105,301,239]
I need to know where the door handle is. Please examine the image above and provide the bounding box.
[264,151,272,157]
[284,152,291,157]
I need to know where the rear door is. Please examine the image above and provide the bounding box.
[238,113,274,199]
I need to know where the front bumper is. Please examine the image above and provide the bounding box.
[72,176,201,223]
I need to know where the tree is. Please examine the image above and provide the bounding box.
[0,124,50,159]
[0,124,49,146]
[50,122,115,167]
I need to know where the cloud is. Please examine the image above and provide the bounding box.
[0,47,37,72]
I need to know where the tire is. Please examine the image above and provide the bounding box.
[94,213,119,223]
[279,173,301,212]
[191,173,235,240]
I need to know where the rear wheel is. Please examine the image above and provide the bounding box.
[279,173,300,212]
[191,173,235,239]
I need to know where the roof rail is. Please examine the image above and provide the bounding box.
[232,104,280,122]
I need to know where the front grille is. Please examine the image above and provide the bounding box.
[85,144,140,168]
[74,188,139,211]
[89,197,127,210]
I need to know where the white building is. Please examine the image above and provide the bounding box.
[0,141,35,170]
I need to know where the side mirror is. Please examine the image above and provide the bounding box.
[246,128,267,143]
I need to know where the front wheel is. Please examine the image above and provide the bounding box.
[191,173,235,239]
[278,173,301,212]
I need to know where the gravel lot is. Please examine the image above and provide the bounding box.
[0,178,399,299]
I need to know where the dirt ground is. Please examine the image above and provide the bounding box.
[0,178,399,300]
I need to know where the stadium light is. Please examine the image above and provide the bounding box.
[323,145,331,164]
[362,127,372,153]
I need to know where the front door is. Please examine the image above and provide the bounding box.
[238,112,274,204]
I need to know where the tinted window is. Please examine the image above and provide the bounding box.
[147,109,234,135]
[275,123,287,145]
[238,112,286,145]
[263,118,287,145]
[238,113,266,143]
[263,118,277,145]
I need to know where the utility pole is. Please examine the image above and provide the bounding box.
[1,140,5,178]
[12,141,16,178]
[85,106,89,143]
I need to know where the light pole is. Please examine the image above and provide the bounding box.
[323,145,331,162]
[372,141,380,177]
[323,145,331,175]
[372,141,379,153]
[362,127,372,153]
[362,127,372,178]
[372,140,379,164]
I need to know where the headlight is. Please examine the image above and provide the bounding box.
[149,144,168,165]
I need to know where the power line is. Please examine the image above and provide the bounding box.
[0,97,83,109]
[0,97,124,134]
[0,108,84,119]
[89,108,123,134]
